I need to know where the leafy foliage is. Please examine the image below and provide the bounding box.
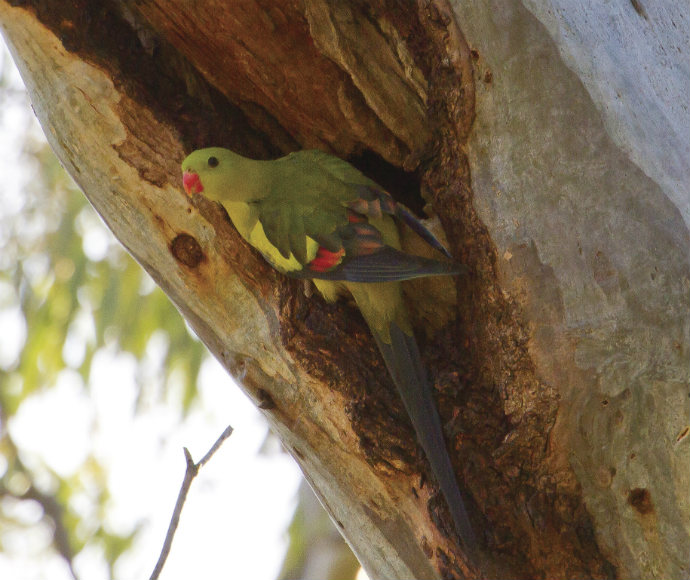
[0,47,205,576]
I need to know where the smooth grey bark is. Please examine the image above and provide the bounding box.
[451,1,689,578]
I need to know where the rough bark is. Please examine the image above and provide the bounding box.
[0,1,687,579]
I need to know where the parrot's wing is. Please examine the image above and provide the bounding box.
[258,195,462,282]
[258,150,458,278]
[256,151,363,264]
[256,190,349,265]
[347,185,453,258]
[289,219,464,283]
[286,150,454,258]
[293,245,464,283]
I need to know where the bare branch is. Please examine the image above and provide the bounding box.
[149,425,234,580]
[197,424,235,469]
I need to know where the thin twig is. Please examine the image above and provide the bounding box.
[149,425,234,580]
[197,424,235,468]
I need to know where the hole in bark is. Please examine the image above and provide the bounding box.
[257,388,276,410]
[627,488,654,515]
[171,233,204,268]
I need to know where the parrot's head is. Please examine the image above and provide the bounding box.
[181,147,249,201]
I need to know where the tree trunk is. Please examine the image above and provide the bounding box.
[1,1,687,579]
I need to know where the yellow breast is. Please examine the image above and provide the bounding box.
[248,220,319,273]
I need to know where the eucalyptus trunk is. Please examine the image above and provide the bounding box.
[1,1,687,578]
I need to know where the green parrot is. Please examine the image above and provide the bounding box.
[181,147,476,551]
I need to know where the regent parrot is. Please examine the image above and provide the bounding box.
[181,147,476,551]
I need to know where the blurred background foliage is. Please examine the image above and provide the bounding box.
[0,45,206,576]
[0,43,358,579]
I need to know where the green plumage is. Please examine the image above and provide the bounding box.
[181,147,476,551]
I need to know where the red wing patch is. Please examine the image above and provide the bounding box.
[347,209,367,223]
[308,247,345,273]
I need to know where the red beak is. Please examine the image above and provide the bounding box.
[182,171,203,196]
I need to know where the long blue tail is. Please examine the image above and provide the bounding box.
[373,322,477,552]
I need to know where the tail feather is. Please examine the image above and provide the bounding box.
[373,322,477,552]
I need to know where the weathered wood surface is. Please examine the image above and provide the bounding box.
[1,0,687,578]
[452,1,689,578]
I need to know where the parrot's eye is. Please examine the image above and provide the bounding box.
[207,156,219,168]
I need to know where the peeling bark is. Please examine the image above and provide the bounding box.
[1,0,687,578]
